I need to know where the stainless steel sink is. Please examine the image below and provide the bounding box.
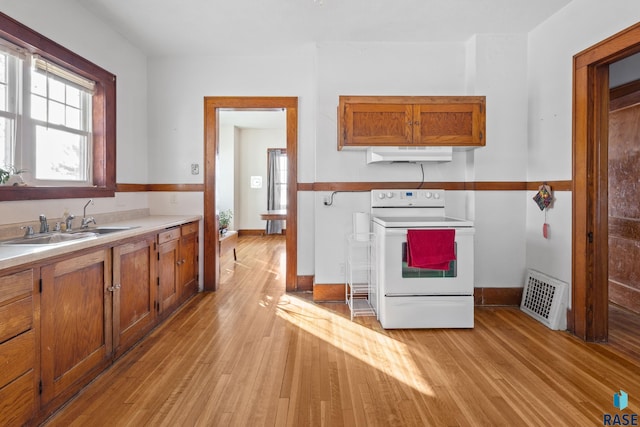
[84,226,139,234]
[1,226,140,246]
[1,232,97,245]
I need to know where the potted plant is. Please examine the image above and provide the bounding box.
[218,209,233,235]
[0,166,27,186]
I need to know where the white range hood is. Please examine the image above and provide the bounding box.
[366,146,453,164]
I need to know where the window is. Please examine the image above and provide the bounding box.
[0,12,115,200]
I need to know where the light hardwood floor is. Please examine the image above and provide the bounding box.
[45,235,640,426]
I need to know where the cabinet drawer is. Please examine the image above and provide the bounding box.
[181,222,198,236]
[0,330,34,388]
[0,269,33,305]
[0,370,35,427]
[158,228,180,244]
[0,297,33,344]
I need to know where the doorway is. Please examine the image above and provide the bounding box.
[572,22,640,341]
[203,97,298,292]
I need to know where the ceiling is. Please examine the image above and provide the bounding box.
[76,0,573,57]
[74,0,572,129]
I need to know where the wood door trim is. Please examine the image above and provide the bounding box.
[203,97,298,292]
[572,22,640,341]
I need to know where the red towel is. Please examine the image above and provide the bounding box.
[406,229,456,270]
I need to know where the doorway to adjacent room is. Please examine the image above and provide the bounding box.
[203,97,298,292]
[572,22,640,341]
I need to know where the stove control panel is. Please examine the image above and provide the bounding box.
[371,189,446,208]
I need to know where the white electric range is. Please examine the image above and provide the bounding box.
[371,189,475,329]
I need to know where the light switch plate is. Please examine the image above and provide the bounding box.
[250,176,262,189]
[191,163,199,175]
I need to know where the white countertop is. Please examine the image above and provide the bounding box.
[0,215,201,271]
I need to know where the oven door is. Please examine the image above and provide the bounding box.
[376,226,474,296]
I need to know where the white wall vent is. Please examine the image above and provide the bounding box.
[520,269,568,330]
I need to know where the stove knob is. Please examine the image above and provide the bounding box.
[378,193,386,199]
[386,192,394,199]
[433,193,441,199]
[425,192,432,199]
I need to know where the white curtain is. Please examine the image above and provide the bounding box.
[266,149,286,234]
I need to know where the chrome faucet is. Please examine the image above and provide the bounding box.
[39,214,49,233]
[65,214,75,232]
[21,225,34,237]
[81,199,96,229]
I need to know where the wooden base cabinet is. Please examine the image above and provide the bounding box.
[158,227,181,317]
[158,222,199,315]
[338,96,486,149]
[0,268,38,427]
[0,219,200,424]
[40,249,112,411]
[179,222,199,304]
[112,235,157,359]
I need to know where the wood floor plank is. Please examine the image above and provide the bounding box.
[43,235,640,426]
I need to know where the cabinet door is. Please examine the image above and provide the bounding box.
[158,238,179,316]
[112,236,156,358]
[179,223,198,303]
[40,249,112,406]
[341,101,413,148]
[413,99,485,146]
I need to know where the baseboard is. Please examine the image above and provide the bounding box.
[313,283,345,302]
[474,287,523,306]
[238,229,286,236]
[311,285,522,306]
[297,276,314,292]
[238,229,263,236]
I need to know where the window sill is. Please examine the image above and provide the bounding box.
[0,186,115,201]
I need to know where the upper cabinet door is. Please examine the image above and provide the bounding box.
[341,99,413,148]
[338,96,485,150]
[413,98,485,146]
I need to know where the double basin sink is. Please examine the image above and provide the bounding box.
[0,226,138,246]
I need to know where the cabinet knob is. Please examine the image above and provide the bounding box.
[107,284,121,292]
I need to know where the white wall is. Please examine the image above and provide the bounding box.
[467,34,529,288]
[7,0,640,294]
[526,0,640,294]
[218,124,236,229]
[237,128,286,230]
[146,48,316,273]
[144,37,534,286]
[0,0,150,225]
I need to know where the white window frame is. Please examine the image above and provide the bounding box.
[24,56,95,186]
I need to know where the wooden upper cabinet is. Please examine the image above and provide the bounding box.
[338,96,486,150]
[344,102,413,146]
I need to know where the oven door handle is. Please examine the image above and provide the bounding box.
[381,227,475,236]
